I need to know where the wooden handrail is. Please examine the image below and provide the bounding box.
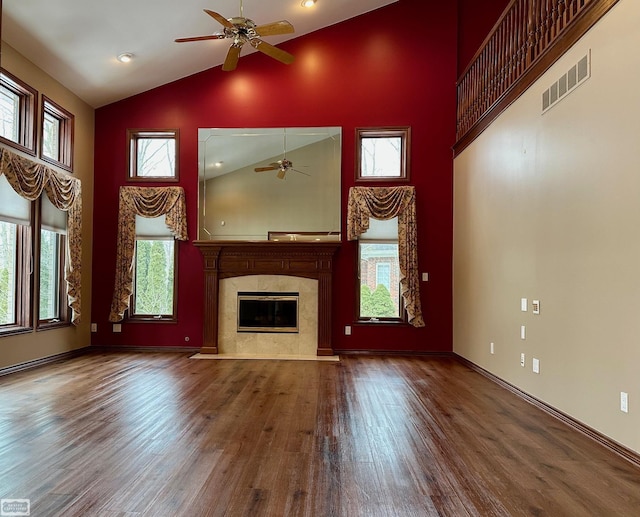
[454,0,620,156]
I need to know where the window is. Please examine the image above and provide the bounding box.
[0,69,37,155]
[358,217,403,321]
[41,96,74,171]
[0,175,33,332]
[38,195,68,327]
[356,127,410,182]
[127,129,179,181]
[130,215,177,321]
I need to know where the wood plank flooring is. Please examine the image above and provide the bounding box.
[1,352,639,516]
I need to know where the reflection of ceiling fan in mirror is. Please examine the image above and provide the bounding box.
[254,130,310,180]
[175,0,295,72]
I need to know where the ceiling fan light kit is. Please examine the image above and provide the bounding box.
[175,1,295,72]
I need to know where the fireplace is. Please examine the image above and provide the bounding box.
[194,241,340,356]
[237,292,299,333]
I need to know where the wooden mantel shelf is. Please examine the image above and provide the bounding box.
[194,241,341,356]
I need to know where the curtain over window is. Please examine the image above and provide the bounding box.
[347,186,424,327]
[0,147,82,324]
[109,186,188,322]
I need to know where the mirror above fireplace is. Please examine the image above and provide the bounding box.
[198,127,342,241]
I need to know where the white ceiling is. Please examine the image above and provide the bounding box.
[2,0,397,108]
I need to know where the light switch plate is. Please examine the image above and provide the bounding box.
[520,325,526,340]
[521,298,528,312]
[113,323,122,333]
[532,358,540,374]
[621,392,629,413]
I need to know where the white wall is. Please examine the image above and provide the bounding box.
[0,42,94,369]
[453,0,640,453]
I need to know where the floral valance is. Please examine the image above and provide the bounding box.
[0,147,82,324]
[109,186,188,322]
[347,186,424,327]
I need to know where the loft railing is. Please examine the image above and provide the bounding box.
[454,0,620,155]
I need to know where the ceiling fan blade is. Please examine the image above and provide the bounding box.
[204,9,235,29]
[277,169,287,180]
[175,34,225,43]
[223,45,242,71]
[254,166,277,172]
[255,20,295,37]
[250,39,294,65]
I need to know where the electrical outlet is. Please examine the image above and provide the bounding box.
[490,342,495,355]
[345,325,351,336]
[521,298,528,312]
[532,358,540,374]
[621,392,629,413]
[90,323,97,333]
[520,353,525,367]
[422,272,429,282]
[113,323,122,333]
[520,325,526,340]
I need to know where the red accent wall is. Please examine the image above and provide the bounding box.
[457,0,511,76]
[92,0,458,353]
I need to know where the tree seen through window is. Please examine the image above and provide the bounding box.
[133,239,175,316]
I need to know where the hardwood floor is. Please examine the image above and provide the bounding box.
[1,352,639,516]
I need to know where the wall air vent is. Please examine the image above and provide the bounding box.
[542,51,591,113]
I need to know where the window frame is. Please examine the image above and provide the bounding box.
[356,238,406,324]
[36,227,69,330]
[40,95,74,172]
[127,129,180,182]
[0,68,38,156]
[355,127,411,183]
[0,218,34,336]
[128,236,178,323]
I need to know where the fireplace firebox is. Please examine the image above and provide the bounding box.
[237,292,299,333]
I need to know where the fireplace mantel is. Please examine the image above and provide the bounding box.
[194,241,341,356]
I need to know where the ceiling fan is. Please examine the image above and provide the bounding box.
[254,130,310,180]
[175,0,295,71]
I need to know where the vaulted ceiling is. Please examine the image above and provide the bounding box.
[2,0,397,108]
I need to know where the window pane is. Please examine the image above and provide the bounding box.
[360,137,402,177]
[0,221,17,325]
[134,239,175,315]
[136,138,175,177]
[42,111,60,161]
[0,86,20,143]
[359,242,400,318]
[39,229,61,321]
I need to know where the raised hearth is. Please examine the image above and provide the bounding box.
[194,241,341,356]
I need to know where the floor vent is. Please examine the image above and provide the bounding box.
[542,51,590,113]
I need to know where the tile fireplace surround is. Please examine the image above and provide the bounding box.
[194,241,341,356]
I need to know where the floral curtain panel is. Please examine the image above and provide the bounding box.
[109,186,188,322]
[347,186,425,327]
[0,148,83,324]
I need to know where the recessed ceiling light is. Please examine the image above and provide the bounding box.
[214,161,223,167]
[301,0,317,7]
[117,53,133,63]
